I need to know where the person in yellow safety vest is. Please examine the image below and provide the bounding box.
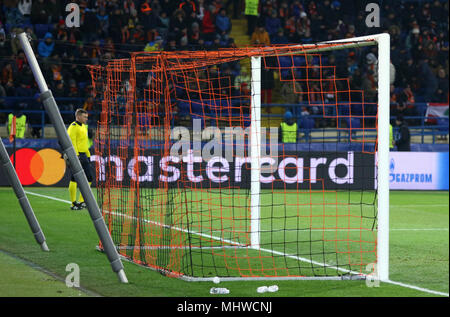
[279,111,298,143]
[7,112,27,139]
[67,108,92,211]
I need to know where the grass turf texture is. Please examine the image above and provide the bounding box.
[0,187,447,297]
[0,250,88,297]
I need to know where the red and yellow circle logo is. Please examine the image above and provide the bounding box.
[10,148,66,185]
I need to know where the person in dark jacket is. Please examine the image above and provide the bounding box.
[394,114,411,151]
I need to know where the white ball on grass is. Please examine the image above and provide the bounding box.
[213,276,220,284]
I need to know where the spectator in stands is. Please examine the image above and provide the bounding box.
[279,110,298,143]
[225,0,241,19]
[144,36,164,52]
[109,7,127,43]
[278,0,290,21]
[417,58,438,102]
[392,95,418,126]
[251,23,271,46]
[157,11,170,39]
[188,22,201,47]
[165,37,178,51]
[179,0,197,17]
[220,65,235,97]
[234,68,251,96]
[215,8,232,43]
[435,67,449,103]
[53,80,66,99]
[24,26,38,46]
[271,28,288,44]
[394,114,411,152]
[83,96,95,112]
[96,7,110,37]
[18,0,32,21]
[280,74,302,105]
[361,53,378,102]
[47,0,62,24]
[261,57,275,108]
[1,63,14,87]
[30,0,51,24]
[67,79,79,99]
[170,9,187,42]
[265,9,281,40]
[0,0,447,139]
[37,32,55,58]
[9,26,25,56]
[178,27,190,50]
[0,28,12,57]
[201,5,216,42]
[4,2,25,26]
[140,3,158,34]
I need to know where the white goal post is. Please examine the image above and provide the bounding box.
[249,33,390,282]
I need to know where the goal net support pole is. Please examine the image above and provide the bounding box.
[0,138,49,252]
[17,33,128,283]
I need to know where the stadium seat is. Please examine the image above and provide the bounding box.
[34,24,50,39]
[137,113,151,127]
[220,100,232,117]
[191,100,205,115]
[436,118,449,134]
[346,117,361,129]
[279,56,292,68]
[351,103,364,116]
[338,104,350,116]
[281,69,290,80]
[177,101,190,116]
[300,116,315,141]
[293,56,305,67]
[242,115,251,127]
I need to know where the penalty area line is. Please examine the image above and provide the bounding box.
[24,190,449,297]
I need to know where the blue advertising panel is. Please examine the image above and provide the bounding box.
[389,152,449,190]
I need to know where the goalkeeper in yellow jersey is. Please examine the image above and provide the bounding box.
[67,108,93,210]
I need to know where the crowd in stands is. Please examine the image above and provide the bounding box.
[0,0,448,136]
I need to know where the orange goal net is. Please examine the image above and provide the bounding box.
[88,37,387,281]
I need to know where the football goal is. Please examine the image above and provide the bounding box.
[89,33,390,282]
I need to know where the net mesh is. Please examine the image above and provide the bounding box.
[89,43,378,279]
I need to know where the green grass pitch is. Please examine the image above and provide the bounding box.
[0,187,447,297]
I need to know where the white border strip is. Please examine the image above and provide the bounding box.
[23,190,449,296]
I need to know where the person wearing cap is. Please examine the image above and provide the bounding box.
[279,111,298,143]
[394,114,410,151]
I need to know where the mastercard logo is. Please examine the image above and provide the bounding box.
[10,148,67,186]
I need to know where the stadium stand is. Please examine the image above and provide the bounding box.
[0,0,448,147]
